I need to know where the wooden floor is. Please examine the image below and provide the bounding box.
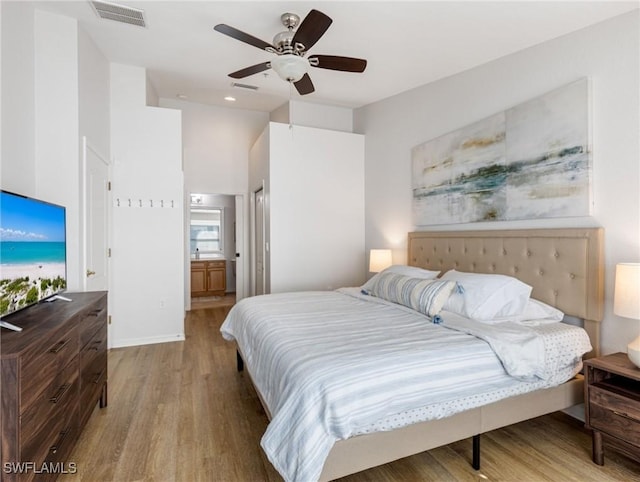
[64,306,640,481]
[190,293,236,310]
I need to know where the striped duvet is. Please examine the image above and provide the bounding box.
[220,288,591,482]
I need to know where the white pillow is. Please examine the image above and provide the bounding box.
[518,299,565,323]
[440,270,532,321]
[362,265,440,292]
[479,298,565,325]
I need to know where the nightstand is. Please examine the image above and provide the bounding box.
[584,352,640,465]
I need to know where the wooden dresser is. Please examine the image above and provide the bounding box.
[584,352,640,465]
[1,291,108,481]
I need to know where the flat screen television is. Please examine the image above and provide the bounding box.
[0,190,67,322]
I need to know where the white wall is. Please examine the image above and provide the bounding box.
[1,1,36,195]
[110,64,184,348]
[248,126,271,294]
[146,75,159,107]
[261,122,366,292]
[158,98,268,303]
[159,98,268,194]
[354,11,640,355]
[78,28,110,160]
[270,100,354,132]
[33,9,81,290]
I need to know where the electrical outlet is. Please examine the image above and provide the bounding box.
[159,299,165,309]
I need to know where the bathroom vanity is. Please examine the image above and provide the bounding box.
[191,259,226,297]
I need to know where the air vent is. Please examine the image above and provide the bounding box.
[232,82,259,91]
[90,1,146,28]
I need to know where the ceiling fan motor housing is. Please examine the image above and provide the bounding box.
[274,12,307,54]
[273,30,295,52]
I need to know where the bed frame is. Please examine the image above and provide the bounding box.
[237,228,605,481]
[317,228,604,481]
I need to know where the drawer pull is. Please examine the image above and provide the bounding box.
[92,369,106,384]
[49,339,70,354]
[89,340,103,351]
[612,409,640,423]
[49,429,70,454]
[88,309,103,317]
[49,383,71,403]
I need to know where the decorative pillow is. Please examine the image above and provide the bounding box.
[440,270,532,321]
[366,272,456,318]
[362,265,440,292]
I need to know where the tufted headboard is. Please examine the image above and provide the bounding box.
[408,228,604,357]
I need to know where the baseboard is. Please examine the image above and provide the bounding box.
[110,333,185,349]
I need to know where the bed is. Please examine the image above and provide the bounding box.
[221,228,604,482]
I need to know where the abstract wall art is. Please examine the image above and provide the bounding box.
[412,79,591,225]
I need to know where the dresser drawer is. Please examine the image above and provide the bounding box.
[80,336,107,387]
[20,357,79,445]
[20,328,79,411]
[21,395,78,474]
[80,324,107,374]
[590,386,640,446]
[591,385,640,421]
[79,296,108,347]
[79,324,107,416]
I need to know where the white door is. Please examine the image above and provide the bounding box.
[83,138,110,292]
[234,195,245,301]
[254,188,265,295]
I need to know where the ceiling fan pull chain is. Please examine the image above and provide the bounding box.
[289,82,294,130]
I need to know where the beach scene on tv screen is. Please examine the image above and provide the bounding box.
[0,193,66,316]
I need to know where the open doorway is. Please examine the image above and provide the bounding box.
[187,193,242,310]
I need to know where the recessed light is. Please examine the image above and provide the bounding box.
[224,96,236,102]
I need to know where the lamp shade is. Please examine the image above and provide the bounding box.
[614,263,640,320]
[369,249,392,273]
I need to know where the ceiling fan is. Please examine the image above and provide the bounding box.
[214,9,367,95]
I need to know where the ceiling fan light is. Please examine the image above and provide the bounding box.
[270,54,309,82]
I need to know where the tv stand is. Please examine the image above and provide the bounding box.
[1,291,108,481]
[0,320,23,332]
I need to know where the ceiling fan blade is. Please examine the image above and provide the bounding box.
[292,10,332,52]
[229,62,272,79]
[214,24,274,51]
[294,74,315,95]
[309,55,367,73]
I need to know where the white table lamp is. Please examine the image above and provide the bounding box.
[369,249,392,273]
[613,263,640,367]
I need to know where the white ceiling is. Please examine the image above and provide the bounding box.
[34,1,639,112]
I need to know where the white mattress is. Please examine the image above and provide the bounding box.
[220,288,591,482]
